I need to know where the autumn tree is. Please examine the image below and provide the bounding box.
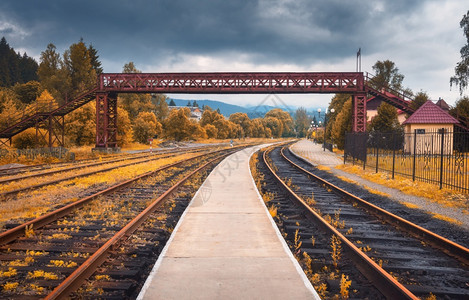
[204,124,218,138]
[13,81,42,104]
[331,98,352,150]
[117,106,133,146]
[229,112,253,137]
[152,94,169,122]
[38,40,99,105]
[133,112,162,143]
[410,91,430,111]
[190,121,207,139]
[251,118,267,137]
[325,95,350,141]
[37,43,71,104]
[63,39,97,95]
[35,90,58,112]
[200,108,239,139]
[294,107,310,137]
[370,60,405,91]
[118,62,155,119]
[263,116,283,137]
[450,96,469,120]
[200,109,222,127]
[0,89,21,129]
[451,10,469,95]
[369,102,401,133]
[164,108,194,141]
[65,102,96,146]
[264,108,294,137]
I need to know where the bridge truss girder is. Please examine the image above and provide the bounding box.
[95,72,370,149]
[35,115,65,148]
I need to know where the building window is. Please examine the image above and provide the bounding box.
[416,129,425,134]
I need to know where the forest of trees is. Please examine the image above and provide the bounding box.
[0,37,314,148]
[2,12,469,151]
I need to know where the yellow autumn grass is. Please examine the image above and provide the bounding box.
[431,213,463,226]
[0,152,200,230]
[401,202,420,209]
[336,164,469,211]
[316,165,331,171]
[337,175,391,198]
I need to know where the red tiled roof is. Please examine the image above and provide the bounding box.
[402,101,459,124]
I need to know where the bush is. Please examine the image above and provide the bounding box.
[12,128,48,149]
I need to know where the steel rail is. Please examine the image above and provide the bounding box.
[0,147,235,245]
[0,150,166,185]
[0,145,211,185]
[286,147,469,266]
[0,147,212,199]
[0,144,219,178]
[45,150,233,299]
[262,146,418,300]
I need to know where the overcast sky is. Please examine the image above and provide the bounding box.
[1,0,467,109]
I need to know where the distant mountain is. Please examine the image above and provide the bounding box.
[167,99,264,118]
[167,98,326,120]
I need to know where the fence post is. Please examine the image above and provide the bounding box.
[375,133,380,173]
[392,132,396,179]
[412,129,417,181]
[439,128,445,189]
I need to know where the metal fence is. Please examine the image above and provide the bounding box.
[0,147,72,160]
[344,130,469,193]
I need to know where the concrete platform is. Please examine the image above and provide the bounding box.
[290,139,343,167]
[138,145,319,300]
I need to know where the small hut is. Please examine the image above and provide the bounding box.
[402,101,459,154]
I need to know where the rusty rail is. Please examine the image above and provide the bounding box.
[287,147,469,266]
[262,146,418,299]
[45,150,233,299]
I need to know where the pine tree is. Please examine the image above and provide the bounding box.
[88,44,103,75]
[410,91,429,111]
[63,39,96,94]
[0,37,38,87]
[169,99,176,106]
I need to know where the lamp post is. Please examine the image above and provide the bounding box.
[317,121,321,144]
[323,108,335,151]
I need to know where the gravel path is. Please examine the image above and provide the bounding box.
[290,139,469,231]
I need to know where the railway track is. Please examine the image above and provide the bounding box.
[0,146,217,199]
[0,144,219,178]
[0,146,241,298]
[253,144,469,299]
[0,144,219,185]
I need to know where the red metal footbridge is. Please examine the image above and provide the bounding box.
[0,71,449,149]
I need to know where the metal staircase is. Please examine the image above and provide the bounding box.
[364,72,468,130]
[0,87,98,143]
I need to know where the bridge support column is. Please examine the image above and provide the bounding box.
[34,115,65,148]
[95,92,118,150]
[352,93,367,132]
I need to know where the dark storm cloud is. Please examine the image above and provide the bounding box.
[0,0,426,68]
